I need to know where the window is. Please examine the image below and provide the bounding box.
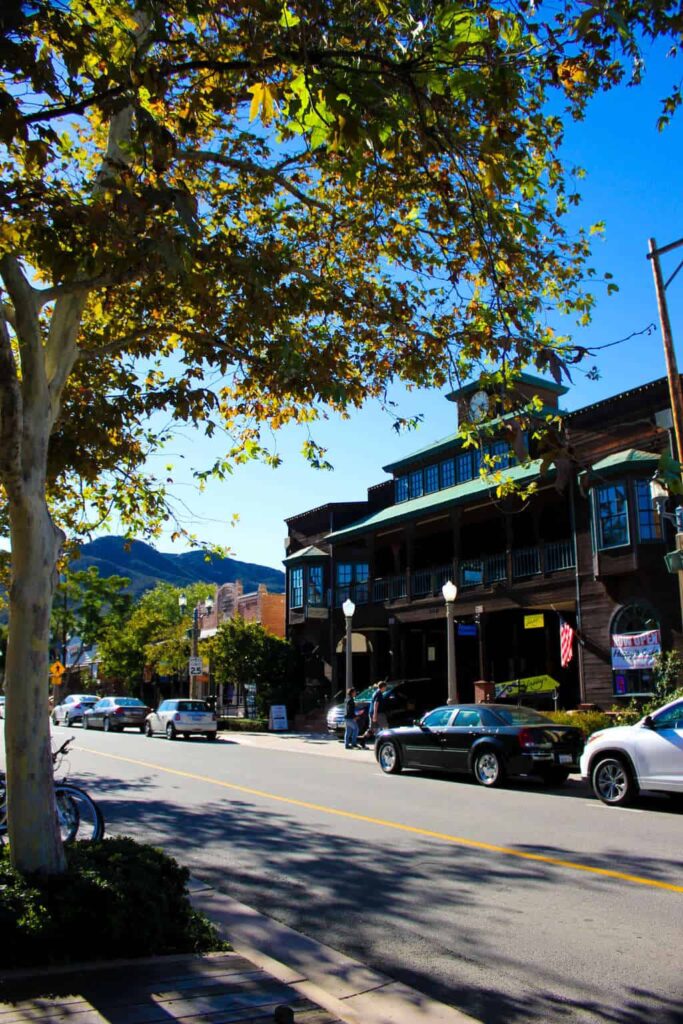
[422,708,454,727]
[336,563,369,604]
[595,483,629,548]
[456,451,473,483]
[395,475,409,502]
[440,459,455,488]
[307,565,324,606]
[409,470,423,499]
[290,566,304,608]
[635,480,662,541]
[424,464,439,493]
[486,440,511,469]
[453,709,482,727]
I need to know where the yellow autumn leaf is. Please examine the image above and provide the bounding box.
[248,82,276,124]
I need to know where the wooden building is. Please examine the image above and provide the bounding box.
[284,374,683,710]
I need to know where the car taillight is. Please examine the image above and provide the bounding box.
[73,703,81,710]
[114,707,124,715]
[518,728,535,749]
[174,713,181,721]
[211,713,217,721]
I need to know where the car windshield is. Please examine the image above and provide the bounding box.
[353,685,395,702]
[177,701,208,712]
[492,707,550,725]
[114,698,146,707]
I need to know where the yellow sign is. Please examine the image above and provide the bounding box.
[50,661,66,676]
[524,614,545,630]
[495,675,560,697]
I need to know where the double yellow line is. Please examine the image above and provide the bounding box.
[88,748,683,894]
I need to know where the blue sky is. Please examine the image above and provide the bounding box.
[148,44,683,572]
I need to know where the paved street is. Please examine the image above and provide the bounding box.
[6,727,683,1024]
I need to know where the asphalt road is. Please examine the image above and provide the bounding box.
[9,726,683,1024]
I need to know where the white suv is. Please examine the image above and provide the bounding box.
[145,699,218,741]
[580,697,683,806]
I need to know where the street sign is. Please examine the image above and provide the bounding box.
[50,660,66,676]
[457,624,477,637]
[269,705,288,731]
[188,656,203,676]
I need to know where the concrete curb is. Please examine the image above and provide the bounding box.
[189,878,481,1024]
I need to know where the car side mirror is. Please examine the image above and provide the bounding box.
[641,715,654,730]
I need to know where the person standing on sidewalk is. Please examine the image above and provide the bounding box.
[370,680,389,733]
[344,688,360,749]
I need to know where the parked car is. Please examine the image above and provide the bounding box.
[51,694,98,727]
[374,703,584,786]
[82,696,150,733]
[326,678,442,739]
[580,697,683,806]
[145,699,218,741]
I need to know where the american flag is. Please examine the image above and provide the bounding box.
[559,617,574,669]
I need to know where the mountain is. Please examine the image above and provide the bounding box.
[73,536,285,598]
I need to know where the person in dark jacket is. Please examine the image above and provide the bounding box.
[344,688,360,749]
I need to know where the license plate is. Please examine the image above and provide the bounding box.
[558,754,573,764]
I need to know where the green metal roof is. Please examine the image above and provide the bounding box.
[581,449,660,476]
[382,407,562,475]
[282,544,329,565]
[327,461,544,544]
[446,371,569,402]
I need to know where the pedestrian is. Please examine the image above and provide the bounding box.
[370,680,389,733]
[344,687,360,749]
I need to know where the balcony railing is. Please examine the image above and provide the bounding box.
[330,539,575,606]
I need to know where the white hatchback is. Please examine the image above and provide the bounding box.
[580,697,683,806]
[145,699,218,741]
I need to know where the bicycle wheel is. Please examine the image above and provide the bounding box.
[0,772,6,836]
[55,784,105,842]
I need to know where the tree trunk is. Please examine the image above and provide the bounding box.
[5,493,66,875]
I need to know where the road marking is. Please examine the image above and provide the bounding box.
[86,748,683,894]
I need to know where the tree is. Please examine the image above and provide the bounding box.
[97,581,212,691]
[50,566,131,683]
[210,617,302,720]
[1,1,682,873]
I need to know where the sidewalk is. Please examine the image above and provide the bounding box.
[0,879,481,1024]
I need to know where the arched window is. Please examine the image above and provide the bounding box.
[610,601,661,698]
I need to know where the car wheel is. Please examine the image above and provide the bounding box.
[65,715,73,728]
[591,755,635,806]
[144,721,153,737]
[82,716,89,730]
[52,713,59,726]
[139,725,146,733]
[540,767,570,787]
[166,722,176,741]
[472,748,505,787]
[377,741,402,774]
[103,717,111,733]
[206,732,217,742]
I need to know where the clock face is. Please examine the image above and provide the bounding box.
[469,391,489,420]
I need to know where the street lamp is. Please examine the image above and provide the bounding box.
[442,580,459,704]
[342,598,355,693]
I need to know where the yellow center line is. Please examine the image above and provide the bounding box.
[85,748,683,894]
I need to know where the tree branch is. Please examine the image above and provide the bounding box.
[0,302,23,494]
[177,150,334,214]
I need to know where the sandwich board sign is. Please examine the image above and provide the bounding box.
[269,705,288,731]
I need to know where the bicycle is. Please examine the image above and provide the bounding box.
[0,736,105,843]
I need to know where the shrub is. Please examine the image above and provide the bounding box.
[218,717,268,732]
[0,837,229,969]
[546,710,612,737]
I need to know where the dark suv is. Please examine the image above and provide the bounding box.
[326,678,444,739]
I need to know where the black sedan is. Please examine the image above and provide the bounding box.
[83,696,150,733]
[375,704,584,787]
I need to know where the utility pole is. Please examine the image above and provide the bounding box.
[647,237,683,459]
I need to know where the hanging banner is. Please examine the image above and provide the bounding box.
[610,630,661,670]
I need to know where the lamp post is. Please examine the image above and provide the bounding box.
[342,598,355,693]
[442,580,459,704]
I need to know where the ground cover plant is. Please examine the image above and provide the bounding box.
[0,837,228,969]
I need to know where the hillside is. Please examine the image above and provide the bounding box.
[73,537,285,598]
